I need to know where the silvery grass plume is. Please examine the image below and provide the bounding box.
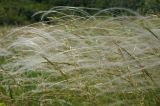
[0,7,160,106]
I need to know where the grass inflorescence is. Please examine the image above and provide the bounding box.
[0,7,160,106]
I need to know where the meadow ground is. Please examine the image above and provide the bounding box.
[0,7,160,106]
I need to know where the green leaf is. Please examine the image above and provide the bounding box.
[0,103,6,106]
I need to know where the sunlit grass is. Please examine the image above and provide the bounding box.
[0,7,160,106]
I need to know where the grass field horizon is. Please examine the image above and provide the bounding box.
[0,7,160,106]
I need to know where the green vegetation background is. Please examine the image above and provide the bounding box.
[0,0,160,25]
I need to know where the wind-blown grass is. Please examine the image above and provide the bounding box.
[0,7,160,106]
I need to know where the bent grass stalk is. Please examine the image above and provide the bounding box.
[0,7,160,106]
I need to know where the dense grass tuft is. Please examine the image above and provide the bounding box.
[0,7,160,106]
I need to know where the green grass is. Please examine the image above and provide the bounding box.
[0,7,160,106]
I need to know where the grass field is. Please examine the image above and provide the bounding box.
[0,7,160,106]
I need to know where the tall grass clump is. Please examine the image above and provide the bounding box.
[0,7,160,106]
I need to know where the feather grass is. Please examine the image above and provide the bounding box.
[0,7,160,106]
